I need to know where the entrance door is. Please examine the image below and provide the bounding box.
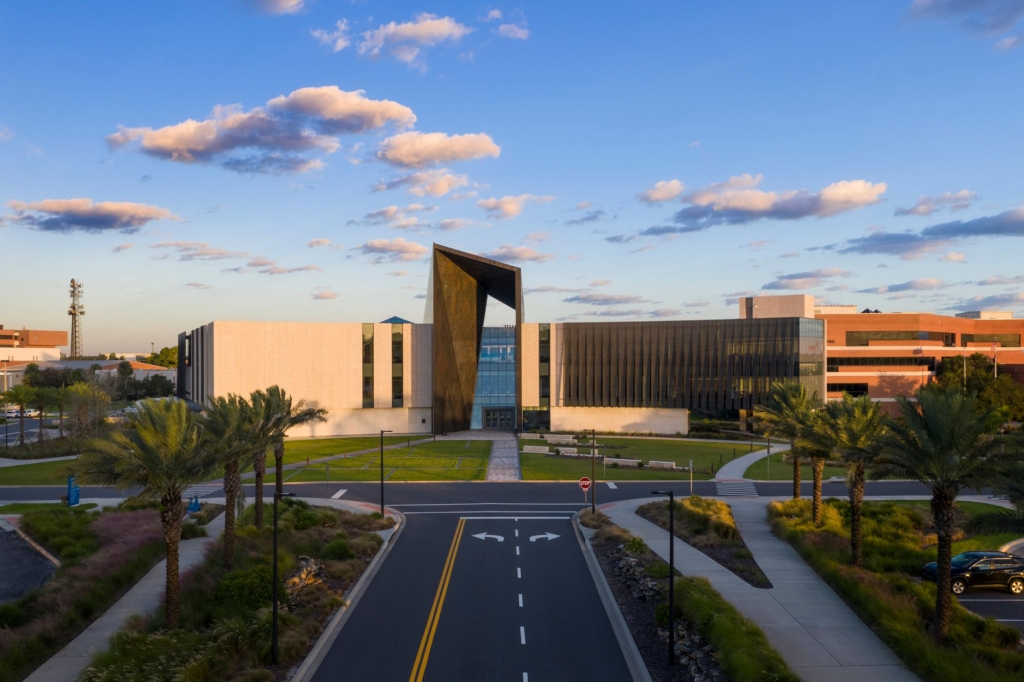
[483,408,514,430]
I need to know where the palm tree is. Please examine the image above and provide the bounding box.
[199,394,250,570]
[263,386,327,495]
[75,399,218,629]
[247,390,279,528]
[33,387,55,445]
[51,386,69,438]
[755,382,819,500]
[872,387,1018,640]
[805,393,887,566]
[2,384,37,446]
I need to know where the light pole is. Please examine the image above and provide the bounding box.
[380,429,392,515]
[652,489,675,667]
[272,491,294,665]
[591,428,596,514]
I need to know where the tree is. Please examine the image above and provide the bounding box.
[804,393,887,566]
[145,346,178,369]
[872,388,1020,640]
[33,387,55,445]
[199,395,250,570]
[965,470,1024,536]
[2,384,37,446]
[755,382,819,500]
[246,390,279,528]
[22,363,42,387]
[117,360,134,401]
[75,399,218,629]
[263,386,328,495]
[936,353,1024,420]
[140,375,175,398]
[51,386,69,437]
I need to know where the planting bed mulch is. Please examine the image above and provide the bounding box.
[637,501,771,588]
[592,533,726,682]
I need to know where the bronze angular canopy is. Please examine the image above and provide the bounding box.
[429,244,522,433]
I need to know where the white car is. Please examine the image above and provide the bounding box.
[4,408,40,418]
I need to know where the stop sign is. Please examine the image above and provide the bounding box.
[579,477,592,491]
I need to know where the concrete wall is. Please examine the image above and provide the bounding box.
[520,323,540,406]
[738,295,814,319]
[550,406,689,435]
[0,347,61,362]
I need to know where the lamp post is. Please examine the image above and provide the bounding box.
[652,489,675,667]
[591,428,596,514]
[272,491,295,665]
[380,429,392,515]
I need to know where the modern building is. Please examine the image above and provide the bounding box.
[176,244,826,436]
[0,325,67,363]
[0,359,174,392]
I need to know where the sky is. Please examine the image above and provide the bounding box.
[2,0,1024,355]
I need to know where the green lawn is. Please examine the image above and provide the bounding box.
[0,502,97,514]
[522,437,743,480]
[271,440,492,481]
[281,435,421,464]
[871,500,1019,553]
[0,459,78,486]
[522,453,695,481]
[743,458,847,481]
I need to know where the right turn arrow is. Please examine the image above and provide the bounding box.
[529,532,560,542]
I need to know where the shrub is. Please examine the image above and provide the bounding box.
[322,538,355,561]
[645,561,670,579]
[214,565,274,610]
[653,600,683,627]
[180,522,208,540]
[624,536,648,554]
[678,495,738,541]
[20,506,99,563]
[579,509,609,529]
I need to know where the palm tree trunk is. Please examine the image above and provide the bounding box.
[932,491,956,640]
[18,411,25,446]
[160,492,184,629]
[58,405,64,438]
[38,407,44,445]
[849,463,865,567]
[792,450,801,500]
[223,461,239,570]
[274,439,285,495]
[812,457,825,526]
[254,449,266,528]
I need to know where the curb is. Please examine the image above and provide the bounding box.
[291,507,407,682]
[572,511,652,682]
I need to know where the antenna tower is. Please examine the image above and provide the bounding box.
[68,279,85,358]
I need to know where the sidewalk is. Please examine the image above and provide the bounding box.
[713,444,789,481]
[0,455,78,468]
[24,513,226,682]
[602,497,919,682]
[437,429,521,481]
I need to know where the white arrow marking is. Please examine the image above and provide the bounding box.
[471,532,504,542]
[529,532,560,542]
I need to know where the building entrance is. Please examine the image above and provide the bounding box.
[483,408,515,430]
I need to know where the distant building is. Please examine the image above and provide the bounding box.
[0,359,174,392]
[0,325,67,363]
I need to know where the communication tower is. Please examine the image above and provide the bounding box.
[68,279,84,358]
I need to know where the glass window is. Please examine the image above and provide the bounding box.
[846,331,955,347]
[827,383,869,397]
[391,324,403,407]
[962,333,1020,348]
[362,323,374,408]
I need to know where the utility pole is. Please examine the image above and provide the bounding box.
[591,428,596,514]
[380,429,392,515]
[68,279,84,359]
[652,490,675,667]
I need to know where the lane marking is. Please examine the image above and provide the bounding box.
[404,512,577,516]
[515,529,519,537]
[452,516,574,520]
[523,674,528,681]
[606,482,618,489]
[409,518,465,682]
[520,626,526,645]
[516,546,520,555]
[392,502,584,507]
[517,567,521,578]
[330,489,347,499]
[529,532,560,542]
[519,594,523,607]
[471,532,504,542]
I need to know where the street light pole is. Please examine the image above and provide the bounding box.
[272,491,294,665]
[380,429,392,515]
[652,489,675,667]
[591,428,596,514]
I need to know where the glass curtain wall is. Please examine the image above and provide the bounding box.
[471,326,517,429]
[392,324,403,407]
[362,323,374,408]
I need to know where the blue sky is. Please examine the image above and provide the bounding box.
[2,0,1023,354]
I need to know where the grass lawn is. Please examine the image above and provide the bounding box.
[522,437,743,480]
[0,502,97,514]
[522,453,694,481]
[864,500,1018,552]
[0,459,78,486]
[743,458,847,481]
[271,440,492,482]
[281,435,418,464]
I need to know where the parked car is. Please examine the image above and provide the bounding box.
[922,551,1024,595]
[4,407,40,418]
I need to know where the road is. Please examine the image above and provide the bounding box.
[310,509,630,682]
[956,590,1024,635]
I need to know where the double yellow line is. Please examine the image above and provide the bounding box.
[409,517,465,682]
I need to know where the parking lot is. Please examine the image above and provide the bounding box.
[958,589,1024,634]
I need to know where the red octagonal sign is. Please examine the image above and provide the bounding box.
[578,477,592,491]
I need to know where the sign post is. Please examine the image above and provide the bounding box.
[579,476,592,504]
[590,429,597,514]
[66,475,80,507]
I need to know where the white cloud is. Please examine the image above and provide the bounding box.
[307,238,332,248]
[387,270,407,277]
[377,131,500,168]
[525,285,586,294]
[589,279,612,287]
[689,141,700,148]
[762,268,853,290]
[358,13,473,68]
[374,168,469,196]
[524,231,550,242]
[108,86,414,174]
[978,274,1024,285]
[476,194,554,219]
[858,278,946,294]
[312,290,339,300]
[952,291,1024,310]
[497,24,530,40]
[940,251,967,262]
[0,125,12,142]
[111,243,134,252]
[564,293,652,306]
[484,9,503,21]
[638,179,684,204]
[438,218,473,231]
[152,242,248,261]
[259,264,320,275]
[242,0,304,15]
[483,244,554,263]
[894,190,977,216]
[312,20,351,52]
[351,203,436,230]
[996,35,1021,50]
[576,201,592,210]
[186,282,213,290]
[6,198,178,233]
[353,237,429,263]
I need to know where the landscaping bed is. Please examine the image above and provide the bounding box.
[79,498,395,682]
[636,497,771,588]
[0,506,165,682]
[769,498,1024,682]
[583,511,796,682]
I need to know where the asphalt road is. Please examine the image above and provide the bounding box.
[310,510,630,682]
[0,528,55,603]
[956,589,1024,634]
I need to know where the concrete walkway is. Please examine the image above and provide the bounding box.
[0,455,78,468]
[437,429,521,480]
[24,513,226,682]
[713,444,788,481]
[602,497,919,682]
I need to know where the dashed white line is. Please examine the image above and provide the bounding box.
[330,489,347,499]
[515,529,519,537]
[606,481,618,489]
[523,674,528,682]
[516,546,520,556]
[520,626,526,645]
[517,567,521,578]
[518,593,523,607]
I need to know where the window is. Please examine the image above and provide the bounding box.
[827,383,869,397]
[362,323,374,408]
[962,333,1020,348]
[392,324,403,408]
[539,324,550,407]
[846,331,955,347]
[827,356,935,371]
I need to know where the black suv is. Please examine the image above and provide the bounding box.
[922,551,1024,595]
